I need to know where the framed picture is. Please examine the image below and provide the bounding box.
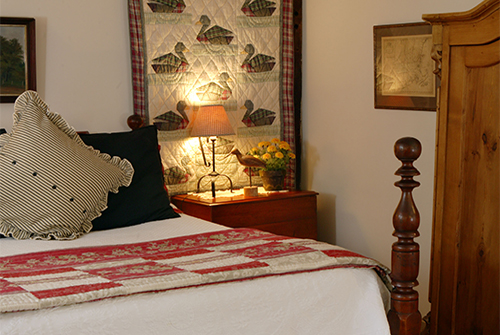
[0,17,36,103]
[374,22,437,111]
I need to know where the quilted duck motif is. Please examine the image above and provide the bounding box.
[241,44,275,73]
[147,0,186,13]
[153,101,189,131]
[151,42,189,74]
[196,72,232,101]
[241,0,276,17]
[196,15,234,45]
[241,100,276,127]
[163,156,192,185]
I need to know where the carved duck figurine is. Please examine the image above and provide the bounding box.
[196,72,232,101]
[241,100,276,127]
[230,148,266,168]
[151,42,189,74]
[241,44,275,73]
[147,0,186,13]
[196,15,234,45]
[241,0,276,17]
[230,148,266,186]
[153,101,189,131]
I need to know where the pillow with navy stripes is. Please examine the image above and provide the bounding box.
[0,91,134,240]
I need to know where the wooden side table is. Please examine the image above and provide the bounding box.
[171,190,318,239]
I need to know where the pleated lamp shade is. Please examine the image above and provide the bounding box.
[190,105,235,137]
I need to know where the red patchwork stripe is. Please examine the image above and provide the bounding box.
[0,279,27,294]
[31,282,123,299]
[194,260,268,274]
[2,267,77,278]
[87,262,184,281]
[144,248,212,261]
[321,250,365,258]
[225,242,311,259]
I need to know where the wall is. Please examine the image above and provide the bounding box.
[302,0,479,314]
[0,0,481,317]
[0,0,132,133]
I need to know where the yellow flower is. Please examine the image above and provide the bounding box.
[275,152,284,159]
[258,141,271,147]
[253,155,260,159]
[288,153,296,159]
[251,147,259,153]
[267,146,277,153]
[279,141,290,150]
[262,153,271,160]
[271,138,280,143]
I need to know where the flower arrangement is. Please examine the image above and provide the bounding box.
[249,138,296,172]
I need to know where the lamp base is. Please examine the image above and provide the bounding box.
[196,136,233,198]
[243,186,258,197]
[197,172,233,198]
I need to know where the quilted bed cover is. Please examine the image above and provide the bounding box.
[0,215,391,335]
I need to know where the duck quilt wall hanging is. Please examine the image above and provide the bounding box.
[129,0,296,195]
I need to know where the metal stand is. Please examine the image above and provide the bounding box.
[197,137,233,198]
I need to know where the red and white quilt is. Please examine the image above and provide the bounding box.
[0,228,390,313]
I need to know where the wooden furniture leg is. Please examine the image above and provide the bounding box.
[388,137,422,335]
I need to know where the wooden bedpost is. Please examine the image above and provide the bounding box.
[127,114,144,130]
[388,137,422,335]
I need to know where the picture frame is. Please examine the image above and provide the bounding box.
[0,17,36,103]
[373,22,437,111]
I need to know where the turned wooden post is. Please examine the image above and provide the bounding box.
[127,114,144,130]
[388,137,422,335]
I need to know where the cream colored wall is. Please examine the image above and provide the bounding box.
[303,0,479,314]
[0,0,481,317]
[0,0,132,133]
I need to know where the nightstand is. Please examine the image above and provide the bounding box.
[171,190,318,239]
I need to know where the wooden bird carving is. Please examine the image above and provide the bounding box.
[230,148,265,186]
[230,148,266,168]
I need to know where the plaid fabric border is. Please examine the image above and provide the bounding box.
[281,0,296,189]
[128,0,146,119]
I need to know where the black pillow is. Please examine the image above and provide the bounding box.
[80,126,179,231]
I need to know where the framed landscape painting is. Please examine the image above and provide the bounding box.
[374,22,437,111]
[0,17,36,103]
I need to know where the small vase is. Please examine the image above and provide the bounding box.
[259,170,285,191]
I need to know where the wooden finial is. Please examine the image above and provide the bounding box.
[127,114,144,130]
[388,137,422,335]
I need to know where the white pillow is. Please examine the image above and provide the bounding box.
[0,91,134,240]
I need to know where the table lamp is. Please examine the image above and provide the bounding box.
[190,105,235,197]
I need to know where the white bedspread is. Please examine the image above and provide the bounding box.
[0,215,390,335]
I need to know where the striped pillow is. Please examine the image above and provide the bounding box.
[0,91,134,240]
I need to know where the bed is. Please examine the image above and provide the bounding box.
[1,216,392,335]
[0,91,394,335]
